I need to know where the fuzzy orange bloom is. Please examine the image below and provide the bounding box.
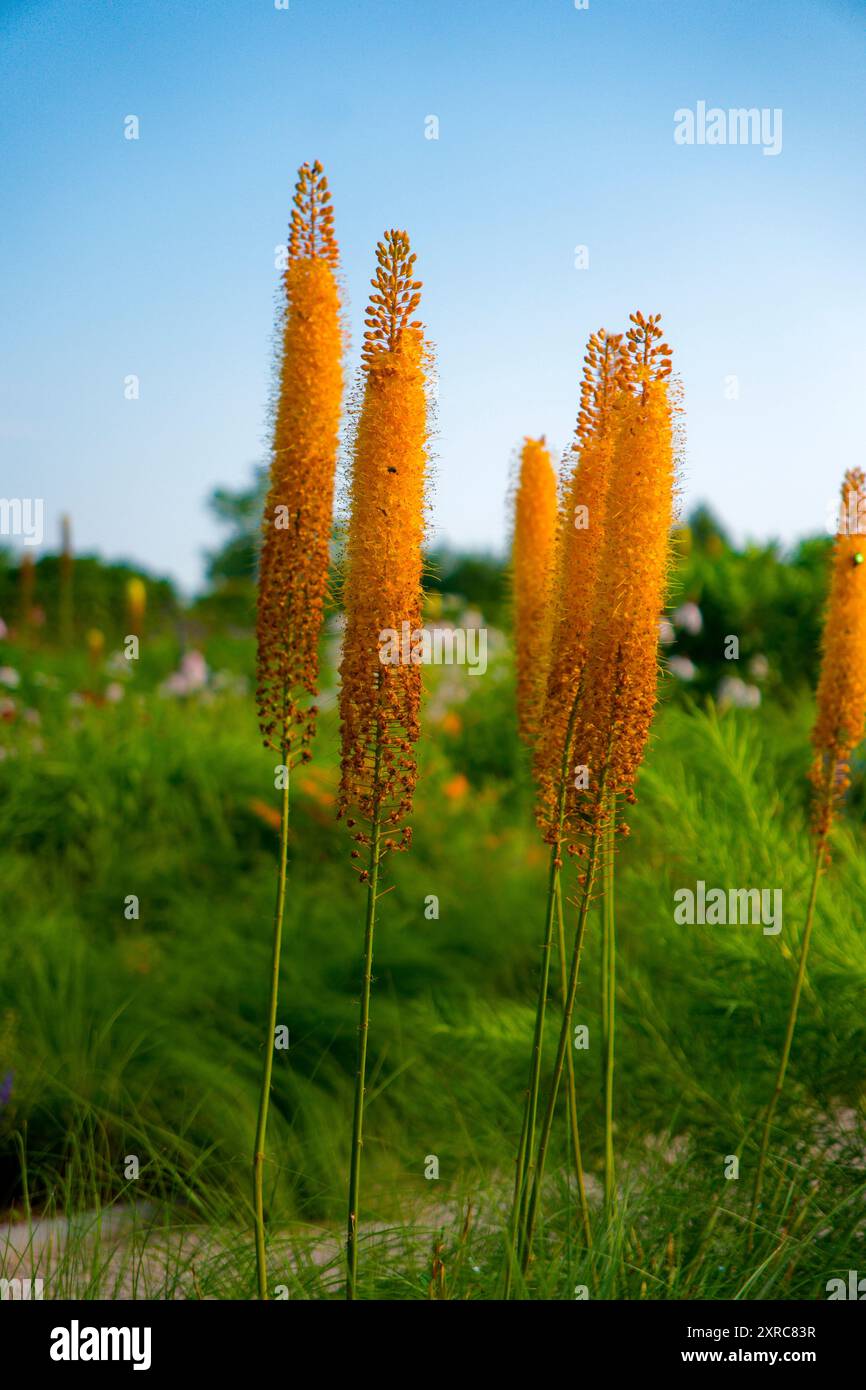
[571,313,676,837]
[338,230,429,865]
[809,468,866,841]
[533,329,628,837]
[512,436,558,743]
[256,161,344,760]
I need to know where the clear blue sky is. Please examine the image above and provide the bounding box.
[2,0,864,591]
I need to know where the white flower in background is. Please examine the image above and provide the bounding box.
[668,655,697,681]
[212,669,250,697]
[105,682,125,704]
[0,666,21,688]
[107,650,134,676]
[717,676,761,710]
[659,617,675,645]
[748,653,769,680]
[672,601,703,635]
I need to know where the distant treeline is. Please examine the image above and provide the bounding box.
[0,476,834,704]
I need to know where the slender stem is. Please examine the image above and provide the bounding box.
[602,795,616,1219]
[748,838,825,1249]
[505,695,583,1297]
[556,873,592,1250]
[601,864,609,1068]
[346,754,383,1300]
[253,753,291,1301]
[521,821,604,1274]
[513,850,560,1243]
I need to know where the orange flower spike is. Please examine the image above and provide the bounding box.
[512,436,558,743]
[575,314,676,826]
[809,468,866,842]
[338,229,430,848]
[533,329,628,833]
[256,160,344,761]
[341,232,430,1298]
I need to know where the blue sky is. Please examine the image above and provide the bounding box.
[2,0,864,591]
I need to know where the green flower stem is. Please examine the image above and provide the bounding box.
[748,837,825,1249]
[602,796,616,1220]
[346,774,383,1299]
[521,818,604,1274]
[556,873,592,1250]
[253,754,291,1301]
[505,695,582,1297]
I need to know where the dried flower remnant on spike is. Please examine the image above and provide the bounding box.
[809,468,866,843]
[513,437,558,744]
[256,161,344,762]
[571,313,677,841]
[338,230,429,865]
[533,329,628,837]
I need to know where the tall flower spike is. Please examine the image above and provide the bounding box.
[534,329,628,838]
[338,230,429,851]
[573,313,677,835]
[512,437,558,744]
[515,319,678,1277]
[809,468,866,843]
[749,468,866,1247]
[340,231,430,1301]
[256,161,344,761]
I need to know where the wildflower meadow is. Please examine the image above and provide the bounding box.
[2,0,865,1367]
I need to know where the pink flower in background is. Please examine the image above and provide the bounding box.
[160,650,209,698]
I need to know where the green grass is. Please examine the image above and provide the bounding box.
[1,637,865,1298]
